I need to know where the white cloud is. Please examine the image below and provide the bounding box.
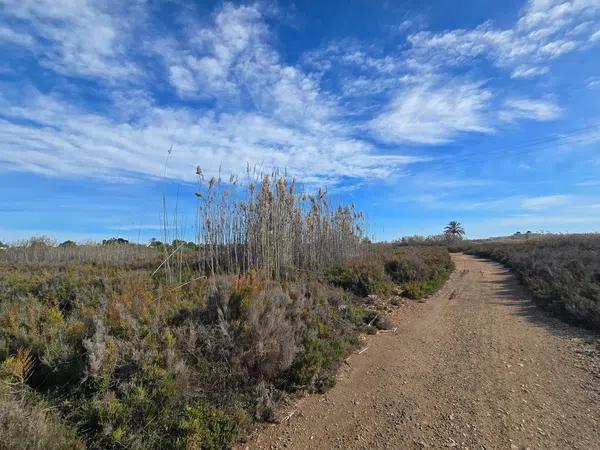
[157,3,337,135]
[300,0,599,148]
[511,66,549,78]
[0,3,429,185]
[0,25,34,46]
[300,40,411,106]
[369,81,492,144]
[0,0,597,190]
[499,98,562,122]
[0,91,421,184]
[162,4,267,97]
[406,0,600,78]
[586,77,600,89]
[520,195,570,210]
[0,0,140,80]
[558,127,600,148]
[303,40,402,76]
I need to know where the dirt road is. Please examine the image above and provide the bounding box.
[246,253,600,450]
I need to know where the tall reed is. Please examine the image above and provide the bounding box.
[195,169,365,278]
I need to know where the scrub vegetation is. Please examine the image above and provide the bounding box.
[0,173,454,450]
[454,234,600,330]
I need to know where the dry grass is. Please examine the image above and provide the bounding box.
[0,237,164,268]
[0,383,84,450]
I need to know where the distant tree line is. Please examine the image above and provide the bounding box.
[396,221,466,245]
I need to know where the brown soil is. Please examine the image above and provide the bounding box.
[243,253,600,450]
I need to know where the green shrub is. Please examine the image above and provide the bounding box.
[402,274,449,299]
[0,262,368,448]
[0,244,454,448]
[325,261,392,296]
[179,403,239,449]
[288,332,352,393]
[382,245,454,299]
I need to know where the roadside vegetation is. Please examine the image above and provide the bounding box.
[453,234,600,330]
[326,245,454,300]
[0,173,454,450]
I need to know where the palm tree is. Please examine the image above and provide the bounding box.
[444,221,465,240]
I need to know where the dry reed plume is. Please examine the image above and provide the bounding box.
[194,168,365,278]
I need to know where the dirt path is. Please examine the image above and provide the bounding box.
[244,253,600,450]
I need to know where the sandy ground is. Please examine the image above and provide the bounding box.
[243,253,600,450]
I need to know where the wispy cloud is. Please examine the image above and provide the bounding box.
[520,194,570,210]
[0,0,141,80]
[161,4,269,98]
[587,77,600,89]
[368,80,493,144]
[0,3,423,185]
[400,193,597,214]
[0,0,598,191]
[557,127,600,148]
[300,0,599,149]
[0,90,421,183]
[499,98,562,122]
[406,0,600,78]
[156,3,337,136]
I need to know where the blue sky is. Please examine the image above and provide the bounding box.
[1,0,599,243]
